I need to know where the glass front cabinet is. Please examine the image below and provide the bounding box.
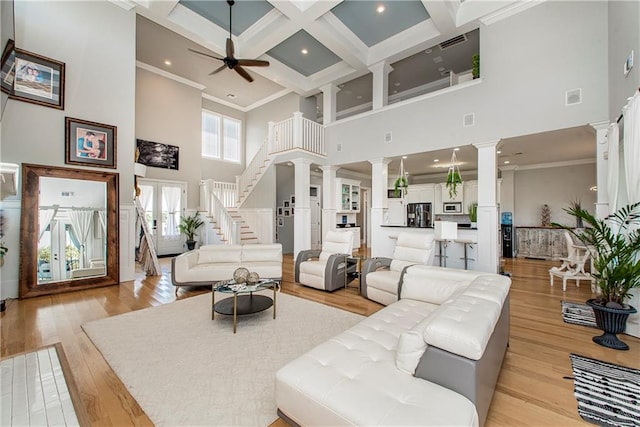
[336,179,360,213]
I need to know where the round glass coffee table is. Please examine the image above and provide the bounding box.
[212,279,278,333]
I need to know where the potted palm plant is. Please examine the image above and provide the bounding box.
[178,212,205,251]
[553,202,640,350]
[468,202,478,228]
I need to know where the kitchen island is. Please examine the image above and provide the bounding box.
[378,225,478,271]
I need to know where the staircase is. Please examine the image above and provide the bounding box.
[201,111,326,245]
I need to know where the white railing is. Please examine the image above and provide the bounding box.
[272,117,294,152]
[211,181,237,208]
[301,116,325,155]
[210,192,240,244]
[236,138,272,206]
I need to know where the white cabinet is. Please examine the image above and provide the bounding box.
[336,179,360,213]
[463,181,478,209]
[347,227,360,251]
[406,184,435,204]
[516,227,567,260]
[387,199,405,225]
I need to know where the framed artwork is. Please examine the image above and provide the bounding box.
[11,48,65,109]
[283,200,290,208]
[65,117,117,169]
[277,207,283,217]
[291,207,295,215]
[277,217,284,227]
[1,39,15,94]
[290,195,295,206]
[136,139,179,170]
[283,208,291,217]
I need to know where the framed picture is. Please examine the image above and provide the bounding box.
[136,139,179,170]
[11,48,65,110]
[277,217,284,227]
[65,117,117,169]
[277,207,283,217]
[1,39,15,95]
[283,208,291,217]
[290,195,295,206]
[291,207,295,216]
[283,200,290,208]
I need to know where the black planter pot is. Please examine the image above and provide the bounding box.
[186,240,196,251]
[586,298,637,350]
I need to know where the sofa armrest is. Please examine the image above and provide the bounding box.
[324,253,350,292]
[171,250,199,286]
[295,249,321,282]
[360,257,391,298]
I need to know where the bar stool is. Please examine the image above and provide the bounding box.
[434,221,458,268]
[455,239,476,270]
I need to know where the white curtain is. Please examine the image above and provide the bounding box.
[623,90,640,203]
[97,210,107,237]
[607,122,620,212]
[69,209,94,267]
[162,186,181,238]
[38,208,57,241]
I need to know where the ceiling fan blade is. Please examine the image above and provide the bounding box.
[226,38,234,58]
[234,65,254,83]
[209,65,227,76]
[188,48,223,61]
[237,59,270,67]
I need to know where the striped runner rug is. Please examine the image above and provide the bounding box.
[561,300,597,328]
[570,353,640,427]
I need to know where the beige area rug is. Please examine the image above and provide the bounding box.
[82,291,363,426]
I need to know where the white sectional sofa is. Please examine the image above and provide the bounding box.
[171,244,282,291]
[276,265,511,427]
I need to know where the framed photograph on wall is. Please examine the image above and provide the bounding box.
[65,117,117,169]
[277,217,284,227]
[1,39,15,95]
[136,139,179,170]
[11,48,65,110]
[277,207,283,216]
[283,200,290,208]
[291,207,295,215]
[290,195,295,206]
[283,208,291,217]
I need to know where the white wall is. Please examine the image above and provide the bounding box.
[608,1,640,120]
[324,1,608,165]
[514,163,597,227]
[275,164,295,253]
[0,1,136,298]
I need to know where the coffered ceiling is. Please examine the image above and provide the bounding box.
[128,0,537,111]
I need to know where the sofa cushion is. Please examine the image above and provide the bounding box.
[197,245,242,264]
[366,270,401,294]
[241,261,281,279]
[241,244,282,263]
[400,265,482,305]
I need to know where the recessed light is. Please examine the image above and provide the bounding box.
[504,160,510,164]
[433,159,439,162]
[402,156,407,159]
[392,90,397,94]
[356,95,362,100]
[433,56,443,64]
[164,60,171,66]
[454,148,460,151]
[227,93,236,99]
[590,185,597,192]
[394,82,400,87]
[376,5,385,13]
[497,150,502,154]
[437,67,445,72]
[425,48,432,54]
[301,48,308,55]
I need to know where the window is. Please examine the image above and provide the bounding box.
[202,110,241,163]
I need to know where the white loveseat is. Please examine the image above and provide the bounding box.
[171,244,282,292]
[276,265,511,427]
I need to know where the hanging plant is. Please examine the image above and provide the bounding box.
[445,151,463,198]
[393,158,409,197]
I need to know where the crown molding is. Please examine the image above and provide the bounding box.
[136,61,206,91]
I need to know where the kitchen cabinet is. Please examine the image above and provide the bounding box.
[461,179,502,209]
[406,184,435,204]
[336,179,360,213]
[516,227,567,260]
[386,199,405,225]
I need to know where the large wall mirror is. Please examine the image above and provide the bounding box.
[20,164,119,298]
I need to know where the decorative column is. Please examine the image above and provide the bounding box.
[369,61,393,110]
[321,165,339,239]
[320,84,339,125]
[473,140,500,273]
[591,120,610,219]
[369,158,391,257]
[292,158,312,259]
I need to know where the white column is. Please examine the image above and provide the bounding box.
[591,120,610,219]
[473,140,500,273]
[292,158,312,259]
[321,165,339,240]
[369,61,393,110]
[320,84,339,125]
[369,158,391,257]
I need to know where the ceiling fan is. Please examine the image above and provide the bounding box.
[188,0,269,83]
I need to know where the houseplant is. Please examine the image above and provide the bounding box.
[553,202,640,350]
[472,53,480,79]
[393,175,408,197]
[468,202,478,228]
[446,169,462,198]
[178,212,205,251]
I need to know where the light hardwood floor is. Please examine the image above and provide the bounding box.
[1,253,638,426]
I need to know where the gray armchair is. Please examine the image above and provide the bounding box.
[295,230,355,292]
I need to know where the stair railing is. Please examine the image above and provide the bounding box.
[211,181,237,208]
[202,181,239,244]
[236,137,273,205]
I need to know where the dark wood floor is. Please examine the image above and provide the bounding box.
[1,252,638,426]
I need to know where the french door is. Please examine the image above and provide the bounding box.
[137,179,187,255]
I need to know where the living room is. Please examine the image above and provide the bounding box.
[1,0,639,426]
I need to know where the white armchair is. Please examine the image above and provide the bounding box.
[295,230,354,292]
[549,231,596,291]
[361,233,435,305]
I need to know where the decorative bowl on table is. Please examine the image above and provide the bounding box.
[233,267,250,284]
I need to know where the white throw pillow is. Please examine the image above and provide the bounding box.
[395,330,427,375]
